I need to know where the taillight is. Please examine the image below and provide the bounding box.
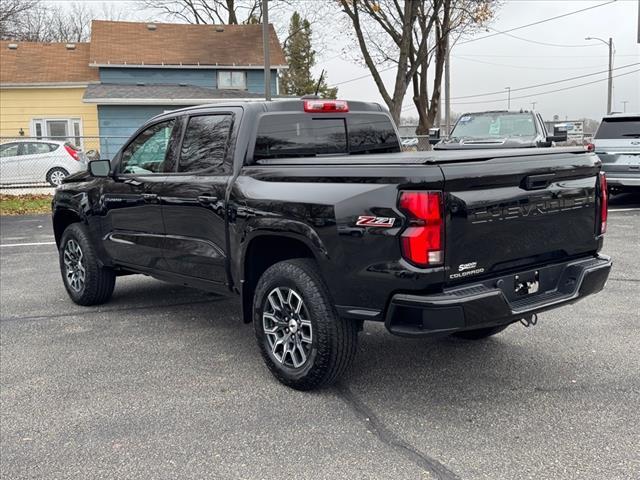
[586,143,595,152]
[599,172,608,234]
[64,145,79,161]
[303,100,349,113]
[398,191,443,267]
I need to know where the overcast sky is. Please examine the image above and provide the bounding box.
[316,0,640,121]
[46,0,640,120]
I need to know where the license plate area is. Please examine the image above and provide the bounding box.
[513,270,540,297]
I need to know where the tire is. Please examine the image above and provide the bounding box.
[59,223,115,306]
[253,259,358,390]
[453,324,509,340]
[47,167,69,187]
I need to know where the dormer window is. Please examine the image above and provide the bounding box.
[218,71,246,90]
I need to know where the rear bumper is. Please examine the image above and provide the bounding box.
[385,255,611,337]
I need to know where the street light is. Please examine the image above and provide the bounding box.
[585,36,614,114]
[505,87,511,110]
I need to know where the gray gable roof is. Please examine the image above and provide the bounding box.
[83,83,266,105]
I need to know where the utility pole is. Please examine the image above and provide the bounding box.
[444,36,451,136]
[531,101,537,111]
[622,100,629,112]
[607,37,613,114]
[262,0,271,101]
[505,87,511,110]
[586,36,613,114]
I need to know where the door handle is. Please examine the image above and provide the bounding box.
[142,193,158,203]
[523,173,555,190]
[198,195,218,205]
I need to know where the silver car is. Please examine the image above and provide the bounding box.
[0,139,87,187]
[593,114,640,194]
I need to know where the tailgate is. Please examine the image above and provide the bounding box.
[440,151,601,285]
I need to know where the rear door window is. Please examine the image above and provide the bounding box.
[26,143,54,155]
[594,118,640,139]
[178,114,233,173]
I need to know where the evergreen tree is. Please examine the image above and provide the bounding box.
[281,12,337,98]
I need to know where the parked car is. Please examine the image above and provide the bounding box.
[51,99,611,390]
[593,113,640,194]
[432,110,566,149]
[0,139,86,186]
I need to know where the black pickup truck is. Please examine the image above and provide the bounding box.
[52,99,611,390]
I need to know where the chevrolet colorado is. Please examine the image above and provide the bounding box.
[52,99,611,390]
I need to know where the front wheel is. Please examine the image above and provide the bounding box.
[59,223,115,305]
[253,259,358,390]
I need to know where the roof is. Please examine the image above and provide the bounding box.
[0,41,99,85]
[83,83,267,105]
[89,20,287,68]
[602,113,640,119]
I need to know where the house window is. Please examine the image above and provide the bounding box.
[31,118,83,148]
[218,71,246,90]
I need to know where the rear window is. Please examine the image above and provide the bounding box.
[594,117,640,139]
[452,112,536,138]
[254,113,399,160]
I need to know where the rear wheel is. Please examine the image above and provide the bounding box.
[453,324,509,340]
[59,223,115,305]
[253,259,358,390]
[47,167,69,186]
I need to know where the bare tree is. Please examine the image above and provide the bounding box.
[138,0,262,25]
[0,0,40,39]
[1,1,134,42]
[339,0,496,131]
[138,0,332,49]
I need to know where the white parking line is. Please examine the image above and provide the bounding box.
[609,208,640,212]
[0,242,56,248]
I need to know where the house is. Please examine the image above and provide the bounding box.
[84,20,288,157]
[0,41,100,146]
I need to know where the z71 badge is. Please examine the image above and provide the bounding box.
[355,216,396,228]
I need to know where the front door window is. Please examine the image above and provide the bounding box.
[120,120,177,174]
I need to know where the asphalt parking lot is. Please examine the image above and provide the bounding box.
[1,194,639,480]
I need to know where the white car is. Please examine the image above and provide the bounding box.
[0,139,87,187]
[593,114,640,194]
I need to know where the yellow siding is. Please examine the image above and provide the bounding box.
[0,87,98,138]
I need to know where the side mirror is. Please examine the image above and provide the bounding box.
[428,127,441,145]
[88,159,111,177]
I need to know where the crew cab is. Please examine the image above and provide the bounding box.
[433,110,567,150]
[52,99,611,390]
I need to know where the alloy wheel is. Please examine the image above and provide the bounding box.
[262,287,313,368]
[50,170,66,186]
[63,239,85,292]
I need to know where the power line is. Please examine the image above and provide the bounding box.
[400,68,639,111]
[483,28,595,48]
[451,69,639,106]
[453,55,605,71]
[443,54,639,58]
[330,0,620,88]
[457,0,617,45]
[450,62,639,100]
